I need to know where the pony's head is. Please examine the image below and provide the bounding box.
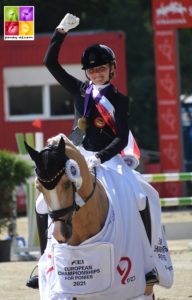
[25,133,108,245]
[25,136,67,190]
[25,135,82,191]
[25,135,84,242]
[24,134,95,243]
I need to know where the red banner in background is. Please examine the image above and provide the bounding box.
[154,30,183,197]
[153,0,192,29]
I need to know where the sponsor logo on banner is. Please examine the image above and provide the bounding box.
[152,0,192,29]
[161,108,176,130]
[158,38,174,61]
[4,6,35,40]
[154,29,183,196]
[162,141,178,166]
[159,72,175,96]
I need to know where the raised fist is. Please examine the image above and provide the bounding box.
[57,13,80,32]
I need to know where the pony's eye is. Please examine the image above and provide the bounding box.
[63,181,71,189]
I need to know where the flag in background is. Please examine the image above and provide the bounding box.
[32,119,42,129]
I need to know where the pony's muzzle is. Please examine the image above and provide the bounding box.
[53,218,73,243]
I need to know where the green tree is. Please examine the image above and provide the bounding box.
[0,150,32,235]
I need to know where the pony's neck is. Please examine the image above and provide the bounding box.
[65,143,94,202]
[68,178,108,245]
[64,141,108,245]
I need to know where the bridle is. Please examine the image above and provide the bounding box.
[38,167,97,224]
[26,136,99,239]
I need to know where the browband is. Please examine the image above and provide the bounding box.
[37,166,66,183]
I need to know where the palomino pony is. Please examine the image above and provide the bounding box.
[25,134,173,300]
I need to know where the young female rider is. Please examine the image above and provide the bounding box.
[44,13,130,170]
[34,12,146,256]
[27,14,159,299]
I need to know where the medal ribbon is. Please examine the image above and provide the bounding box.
[84,84,117,133]
[83,84,93,117]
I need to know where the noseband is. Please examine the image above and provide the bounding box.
[48,183,78,222]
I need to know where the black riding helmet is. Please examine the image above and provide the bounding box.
[81,44,116,70]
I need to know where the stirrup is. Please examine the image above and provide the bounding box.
[26,265,39,289]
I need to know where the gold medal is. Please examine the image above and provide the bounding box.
[78,117,87,131]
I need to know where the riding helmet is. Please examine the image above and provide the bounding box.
[81,44,116,70]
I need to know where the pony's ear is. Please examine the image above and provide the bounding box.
[58,137,66,154]
[24,141,39,162]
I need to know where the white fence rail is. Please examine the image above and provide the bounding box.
[143,172,192,207]
[13,170,192,257]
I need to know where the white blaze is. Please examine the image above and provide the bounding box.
[49,189,61,211]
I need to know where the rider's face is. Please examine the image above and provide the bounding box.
[86,64,113,85]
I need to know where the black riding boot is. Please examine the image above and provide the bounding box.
[36,211,48,255]
[140,198,158,298]
[26,211,48,289]
[139,197,151,244]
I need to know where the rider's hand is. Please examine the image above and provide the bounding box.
[56,13,80,32]
[87,156,101,170]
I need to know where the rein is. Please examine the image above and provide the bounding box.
[48,167,97,223]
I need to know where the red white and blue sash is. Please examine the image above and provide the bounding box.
[84,84,116,133]
[96,95,117,134]
[84,84,140,167]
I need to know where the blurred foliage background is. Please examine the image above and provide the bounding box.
[1,0,192,151]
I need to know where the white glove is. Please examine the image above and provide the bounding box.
[56,13,80,32]
[87,156,101,170]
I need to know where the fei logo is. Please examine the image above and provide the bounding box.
[4,6,35,41]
